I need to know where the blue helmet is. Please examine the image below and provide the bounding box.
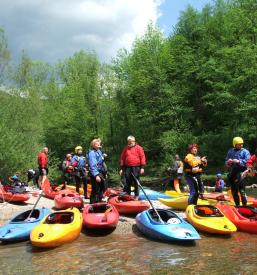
[11,175,19,181]
[216,173,222,178]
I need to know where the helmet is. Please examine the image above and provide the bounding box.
[75,146,82,153]
[188,143,199,152]
[216,173,222,178]
[11,175,19,181]
[233,137,243,147]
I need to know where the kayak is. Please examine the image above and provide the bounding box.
[54,190,84,210]
[64,184,92,197]
[136,208,201,242]
[138,189,173,200]
[30,207,82,248]
[0,185,30,203]
[186,205,237,234]
[108,195,150,214]
[165,190,230,201]
[226,190,257,207]
[83,202,119,229]
[0,208,51,243]
[165,190,188,197]
[159,196,218,210]
[203,193,230,201]
[216,202,257,234]
[41,178,60,199]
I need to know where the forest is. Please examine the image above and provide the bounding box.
[0,0,256,182]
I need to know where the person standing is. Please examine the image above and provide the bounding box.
[225,137,250,206]
[71,146,87,198]
[166,154,184,193]
[88,138,107,203]
[119,135,146,198]
[61,153,74,188]
[184,144,207,205]
[215,173,225,192]
[37,147,49,188]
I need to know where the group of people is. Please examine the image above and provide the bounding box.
[37,136,146,204]
[181,137,256,206]
[36,135,256,207]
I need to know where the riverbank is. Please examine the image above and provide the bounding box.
[0,189,176,234]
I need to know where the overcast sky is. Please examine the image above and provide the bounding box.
[0,0,211,64]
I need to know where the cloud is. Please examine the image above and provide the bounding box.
[0,0,162,63]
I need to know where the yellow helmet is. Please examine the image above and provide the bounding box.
[233,137,243,147]
[75,146,83,153]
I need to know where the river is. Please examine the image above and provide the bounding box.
[0,190,257,274]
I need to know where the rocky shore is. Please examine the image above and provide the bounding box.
[0,188,181,234]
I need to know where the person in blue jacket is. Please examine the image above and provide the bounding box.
[225,137,250,206]
[71,146,88,198]
[215,173,225,192]
[88,138,107,204]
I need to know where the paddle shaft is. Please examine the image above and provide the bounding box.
[27,191,44,219]
[131,173,164,224]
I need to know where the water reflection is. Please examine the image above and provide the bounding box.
[0,230,256,274]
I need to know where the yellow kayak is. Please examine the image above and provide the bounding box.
[186,205,237,234]
[56,184,92,196]
[30,208,82,248]
[159,196,218,210]
[164,190,188,197]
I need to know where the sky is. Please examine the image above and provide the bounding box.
[0,0,212,64]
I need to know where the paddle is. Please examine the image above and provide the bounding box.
[131,173,165,224]
[27,190,44,220]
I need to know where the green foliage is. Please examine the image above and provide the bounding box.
[0,0,257,181]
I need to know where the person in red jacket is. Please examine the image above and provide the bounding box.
[37,147,48,188]
[119,135,146,198]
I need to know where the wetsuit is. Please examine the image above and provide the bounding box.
[225,147,250,206]
[184,153,206,205]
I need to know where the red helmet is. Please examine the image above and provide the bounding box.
[188,143,199,152]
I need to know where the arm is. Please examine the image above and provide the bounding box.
[88,151,100,177]
[239,149,251,166]
[138,145,146,167]
[246,155,257,168]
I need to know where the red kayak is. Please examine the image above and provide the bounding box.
[83,202,119,229]
[108,195,150,214]
[41,178,60,199]
[203,193,230,201]
[54,190,84,210]
[104,188,124,198]
[0,185,30,203]
[216,202,257,234]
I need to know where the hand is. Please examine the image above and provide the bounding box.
[96,175,101,183]
[226,159,233,167]
[241,170,249,179]
[232,159,240,164]
[140,168,144,175]
[192,167,199,173]
[119,169,123,176]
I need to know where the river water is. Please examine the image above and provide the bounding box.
[0,190,257,275]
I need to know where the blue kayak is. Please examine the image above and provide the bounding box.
[136,208,201,242]
[138,189,172,200]
[0,207,51,243]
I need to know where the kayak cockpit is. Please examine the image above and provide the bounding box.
[44,212,74,224]
[149,209,181,224]
[88,203,112,213]
[195,205,223,217]
[11,209,40,223]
